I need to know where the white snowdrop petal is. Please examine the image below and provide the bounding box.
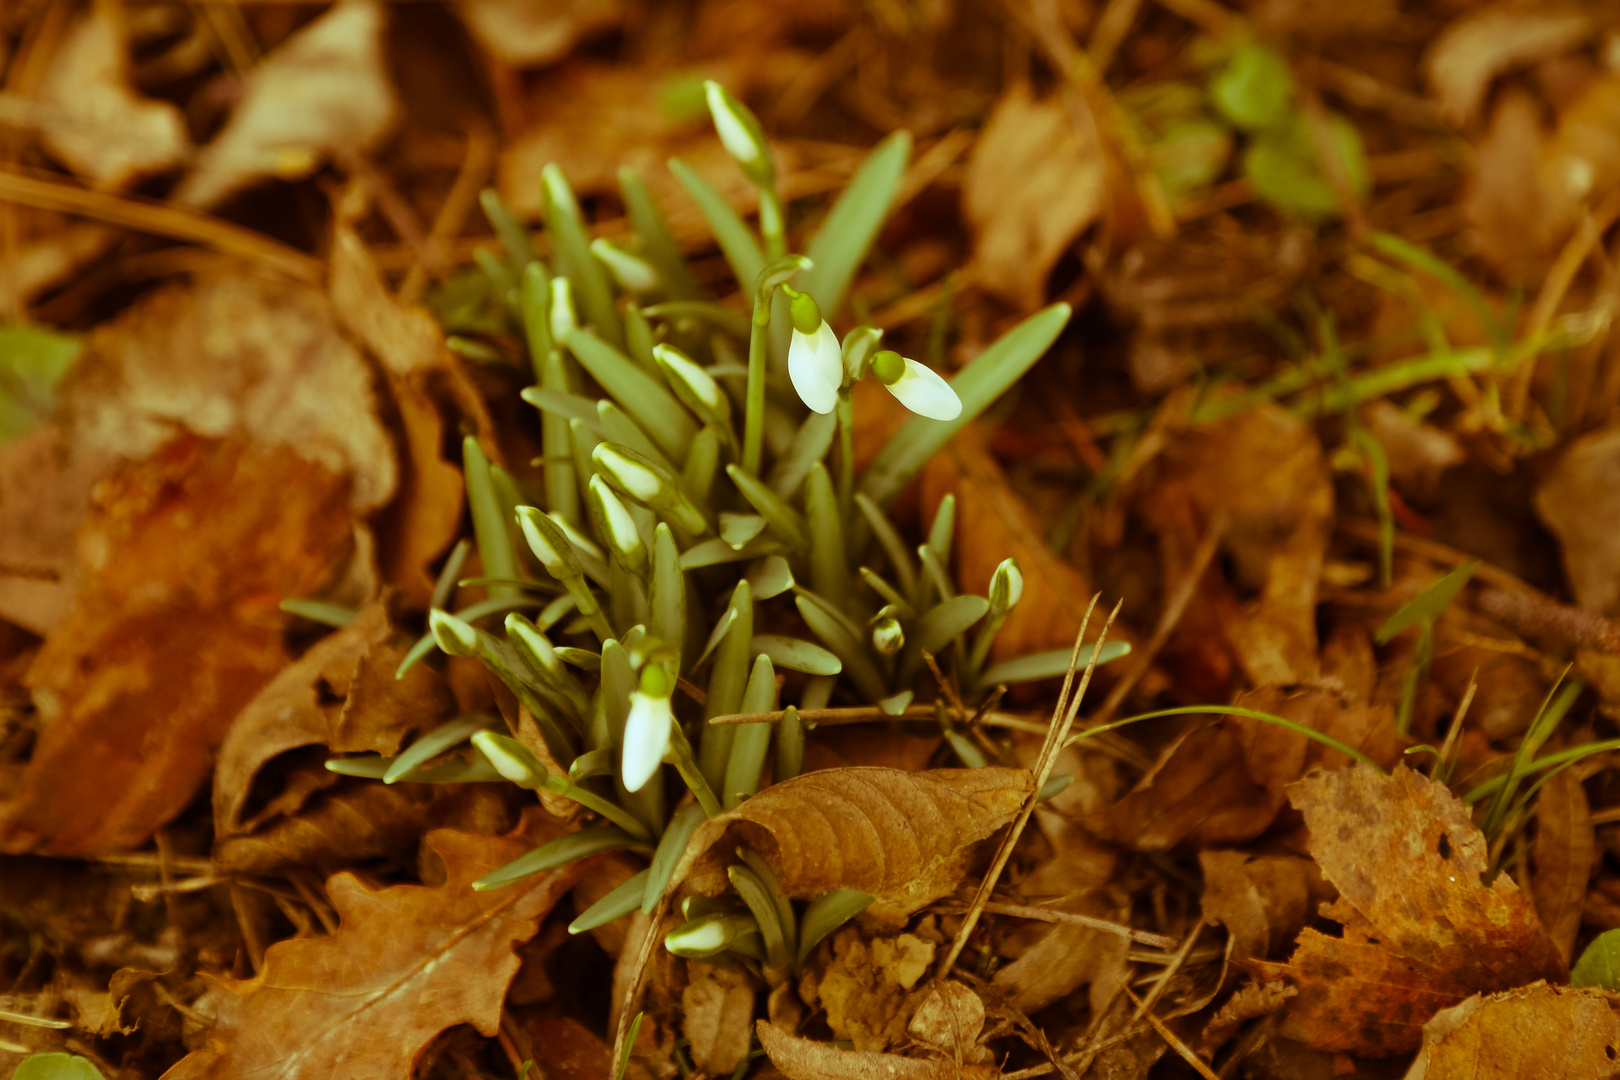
[621,691,672,792]
[788,321,843,414]
[886,358,962,421]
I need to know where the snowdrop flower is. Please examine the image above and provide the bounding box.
[785,288,842,414]
[869,349,961,421]
[622,665,674,792]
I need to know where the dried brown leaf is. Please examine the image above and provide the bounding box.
[964,81,1104,310]
[991,892,1129,1014]
[1530,769,1593,962]
[1200,852,1328,965]
[756,1020,998,1080]
[922,430,1102,660]
[176,0,399,209]
[212,601,456,839]
[1425,7,1591,126]
[1082,723,1277,851]
[165,812,581,1080]
[1,437,352,854]
[1250,766,1567,1056]
[457,0,625,68]
[35,9,189,189]
[0,425,103,634]
[671,766,1032,921]
[1405,982,1620,1080]
[803,927,935,1052]
[682,962,756,1076]
[908,982,989,1065]
[1536,425,1620,616]
[1229,686,1406,794]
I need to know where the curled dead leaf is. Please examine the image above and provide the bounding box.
[1530,769,1594,963]
[670,766,1032,922]
[1200,851,1329,965]
[803,927,935,1052]
[1425,7,1591,126]
[164,812,579,1080]
[908,982,989,1064]
[1250,766,1567,1056]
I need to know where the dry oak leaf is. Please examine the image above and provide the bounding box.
[1536,424,1620,617]
[682,961,757,1076]
[1229,686,1406,798]
[1530,768,1594,963]
[1,436,352,855]
[1404,981,1620,1080]
[163,813,582,1080]
[213,600,456,840]
[1249,765,1567,1056]
[756,1020,998,1080]
[964,80,1105,310]
[1200,851,1330,966]
[670,767,1032,922]
[176,0,399,209]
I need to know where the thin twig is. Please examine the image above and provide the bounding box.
[1122,984,1220,1080]
[934,901,1177,949]
[938,597,1121,978]
[0,164,322,282]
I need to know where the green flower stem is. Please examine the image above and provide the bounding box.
[666,722,723,818]
[743,283,774,475]
[835,390,855,524]
[965,612,1007,688]
[758,185,787,260]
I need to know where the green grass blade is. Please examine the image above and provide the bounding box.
[620,168,700,300]
[564,328,696,462]
[1068,705,1388,773]
[474,826,648,890]
[464,436,521,599]
[669,157,764,293]
[569,869,651,934]
[798,131,911,318]
[1376,560,1479,643]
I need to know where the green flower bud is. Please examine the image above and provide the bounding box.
[786,287,822,335]
[654,343,725,415]
[549,276,576,344]
[703,81,773,184]
[590,238,660,293]
[989,557,1024,617]
[871,616,905,656]
[429,609,479,657]
[516,504,583,580]
[587,474,649,577]
[592,443,709,535]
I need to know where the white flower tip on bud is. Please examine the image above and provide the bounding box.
[429,609,479,657]
[589,474,647,565]
[591,238,660,293]
[883,356,962,421]
[788,320,843,415]
[548,277,576,344]
[516,506,565,574]
[593,444,665,503]
[654,344,721,410]
[871,616,905,656]
[471,731,535,785]
[704,81,761,166]
[990,557,1024,614]
[621,688,673,792]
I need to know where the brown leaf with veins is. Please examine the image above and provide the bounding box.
[1249,765,1567,1056]
[908,981,992,1066]
[682,962,756,1076]
[756,1020,998,1080]
[671,766,1031,922]
[1406,982,1620,1080]
[163,812,580,1080]
[1200,851,1329,965]
[1530,769,1593,963]
[964,80,1105,310]
[1,436,352,855]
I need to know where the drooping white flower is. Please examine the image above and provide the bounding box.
[870,349,961,421]
[785,288,842,414]
[622,665,675,792]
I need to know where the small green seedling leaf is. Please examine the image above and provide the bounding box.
[570,869,652,934]
[385,715,498,783]
[1376,560,1479,644]
[1572,928,1620,990]
[615,1012,646,1080]
[797,889,875,966]
[0,326,82,444]
[13,1053,107,1080]
[1209,42,1295,131]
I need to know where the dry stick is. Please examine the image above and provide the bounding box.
[938,596,1121,978]
[1122,984,1221,1080]
[1479,588,1620,654]
[1432,670,1477,781]
[942,902,1177,949]
[1069,917,1207,1070]
[611,894,671,1078]
[0,165,323,282]
[1091,514,1226,726]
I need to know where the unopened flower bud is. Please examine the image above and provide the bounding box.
[588,474,648,577]
[591,238,660,293]
[703,81,773,184]
[549,277,577,344]
[989,557,1024,617]
[429,609,479,658]
[871,616,905,656]
[516,504,582,580]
